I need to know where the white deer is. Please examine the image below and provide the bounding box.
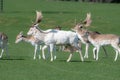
[15,31,43,59]
[72,13,107,59]
[27,11,84,62]
[0,32,8,58]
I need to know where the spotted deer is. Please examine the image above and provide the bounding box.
[72,13,108,60]
[85,30,120,61]
[15,31,43,59]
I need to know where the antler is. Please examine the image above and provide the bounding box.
[83,13,92,27]
[34,11,43,25]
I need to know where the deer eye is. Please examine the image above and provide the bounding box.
[80,26,83,28]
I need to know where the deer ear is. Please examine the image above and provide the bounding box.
[19,31,23,35]
[83,13,92,27]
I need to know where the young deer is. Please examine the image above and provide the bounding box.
[15,31,43,59]
[85,31,120,61]
[0,32,8,58]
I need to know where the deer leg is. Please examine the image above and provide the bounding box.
[33,45,38,60]
[112,44,120,61]
[114,49,119,61]
[40,45,42,50]
[49,44,54,62]
[53,45,57,60]
[93,47,97,59]
[42,45,48,60]
[102,46,108,57]
[0,49,4,58]
[67,53,73,62]
[78,49,84,62]
[67,46,74,62]
[74,44,84,62]
[96,46,100,60]
[84,43,89,58]
[59,46,62,51]
[5,45,9,59]
[37,45,41,59]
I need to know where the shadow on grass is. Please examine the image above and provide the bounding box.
[0,58,25,60]
[71,60,92,63]
[0,57,25,60]
[58,59,92,63]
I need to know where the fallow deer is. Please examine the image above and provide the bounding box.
[27,11,84,62]
[72,13,107,59]
[85,30,120,61]
[15,31,43,59]
[0,32,8,58]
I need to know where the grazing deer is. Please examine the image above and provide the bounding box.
[72,13,107,59]
[15,31,43,59]
[27,11,84,62]
[0,32,8,58]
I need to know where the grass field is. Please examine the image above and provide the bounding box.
[0,0,120,80]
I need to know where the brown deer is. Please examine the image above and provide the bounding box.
[72,13,108,60]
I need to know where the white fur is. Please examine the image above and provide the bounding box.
[27,25,84,62]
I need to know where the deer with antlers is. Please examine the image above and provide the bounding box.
[73,13,108,59]
[27,11,84,62]
[73,13,120,61]
[0,32,8,58]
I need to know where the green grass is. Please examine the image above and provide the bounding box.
[0,0,120,80]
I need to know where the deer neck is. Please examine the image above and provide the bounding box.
[76,28,89,44]
[33,29,47,42]
[88,32,99,40]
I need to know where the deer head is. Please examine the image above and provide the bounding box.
[15,31,23,43]
[72,13,92,31]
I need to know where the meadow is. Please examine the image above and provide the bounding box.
[0,0,120,80]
